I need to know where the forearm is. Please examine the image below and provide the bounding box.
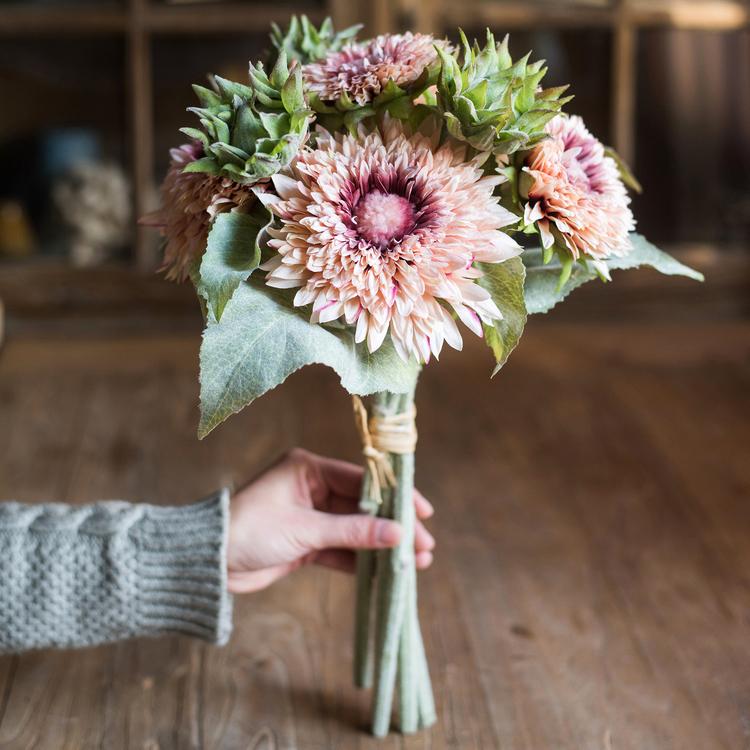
[0,490,232,653]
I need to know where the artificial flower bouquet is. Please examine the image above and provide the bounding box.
[148,17,702,737]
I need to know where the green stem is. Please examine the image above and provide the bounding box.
[398,562,418,732]
[413,614,436,729]
[353,475,375,688]
[371,389,416,738]
[372,456,414,737]
[353,391,391,689]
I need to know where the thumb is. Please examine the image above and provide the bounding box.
[303,511,402,552]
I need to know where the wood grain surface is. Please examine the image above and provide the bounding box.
[0,320,749,749]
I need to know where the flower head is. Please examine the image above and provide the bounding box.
[523,115,634,261]
[260,119,522,363]
[303,32,443,105]
[148,144,254,281]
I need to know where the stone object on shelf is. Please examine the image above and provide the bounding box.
[53,161,132,268]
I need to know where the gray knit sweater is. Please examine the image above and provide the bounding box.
[0,490,233,653]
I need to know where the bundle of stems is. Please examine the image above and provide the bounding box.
[353,387,436,737]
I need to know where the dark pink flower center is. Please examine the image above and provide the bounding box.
[355,191,416,247]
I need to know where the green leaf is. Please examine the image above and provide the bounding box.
[198,281,420,437]
[182,157,221,176]
[249,65,281,102]
[270,49,289,89]
[232,103,262,153]
[386,95,415,120]
[207,114,230,144]
[260,111,290,140]
[197,212,266,321]
[281,66,305,113]
[208,142,249,166]
[344,107,375,132]
[179,127,209,149]
[372,79,406,107]
[523,233,704,315]
[464,79,488,109]
[604,146,643,194]
[213,76,252,103]
[476,258,527,375]
[192,84,222,108]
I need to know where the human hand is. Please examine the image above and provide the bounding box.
[226,448,435,593]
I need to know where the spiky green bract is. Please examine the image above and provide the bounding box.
[435,29,572,155]
[271,15,361,66]
[181,51,313,185]
[310,75,436,136]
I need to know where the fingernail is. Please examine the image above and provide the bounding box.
[375,520,402,546]
[417,551,434,570]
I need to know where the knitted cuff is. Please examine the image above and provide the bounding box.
[133,489,233,645]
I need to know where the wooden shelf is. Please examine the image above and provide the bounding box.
[630,0,749,30]
[146,4,324,33]
[0,4,323,36]
[443,0,748,30]
[0,6,127,35]
[443,3,615,29]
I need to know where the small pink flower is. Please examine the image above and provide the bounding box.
[303,33,445,106]
[147,144,254,281]
[259,119,522,363]
[523,115,635,264]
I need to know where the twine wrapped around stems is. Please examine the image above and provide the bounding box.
[351,395,417,507]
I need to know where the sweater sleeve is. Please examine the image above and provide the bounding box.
[0,490,233,653]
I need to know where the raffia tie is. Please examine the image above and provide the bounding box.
[352,395,418,507]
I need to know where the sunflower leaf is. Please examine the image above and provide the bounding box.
[198,280,420,437]
[476,257,527,376]
[523,233,704,315]
[197,211,269,322]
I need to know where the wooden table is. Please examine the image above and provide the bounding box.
[0,320,748,749]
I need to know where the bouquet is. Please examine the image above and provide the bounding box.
[147,17,702,737]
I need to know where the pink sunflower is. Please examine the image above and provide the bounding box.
[259,119,522,363]
[523,115,635,263]
[303,33,445,106]
[146,144,254,281]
